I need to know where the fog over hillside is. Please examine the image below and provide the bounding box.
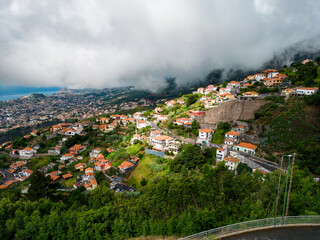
[0,0,320,91]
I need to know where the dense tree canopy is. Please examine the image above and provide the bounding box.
[1,165,318,239]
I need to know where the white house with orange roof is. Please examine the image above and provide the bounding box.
[233,142,257,155]
[227,81,240,89]
[197,87,205,94]
[177,99,185,105]
[243,91,259,97]
[165,100,176,108]
[133,112,143,119]
[19,147,36,158]
[281,88,295,96]
[151,135,174,152]
[136,120,150,129]
[157,115,168,122]
[150,130,161,138]
[196,129,213,144]
[202,99,216,109]
[247,75,255,80]
[85,168,94,178]
[69,144,85,155]
[205,85,218,95]
[97,117,110,124]
[223,157,240,171]
[175,118,192,128]
[264,69,279,79]
[296,87,318,95]
[200,96,210,102]
[61,153,74,161]
[232,126,247,133]
[122,118,135,125]
[254,73,266,81]
[219,87,231,95]
[89,148,101,158]
[243,83,253,88]
[224,131,242,146]
[48,146,61,155]
[216,148,228,162]
[107,122,118,131]
[102,162,113,171]
[75,163,86,171]
[10,161,26,171]
[219,93,235,100]
[118,161,135,174]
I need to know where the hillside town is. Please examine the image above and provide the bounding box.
[1,61,319,193]
[0,86,158,134]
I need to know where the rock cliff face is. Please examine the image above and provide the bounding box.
[196,100,269,125]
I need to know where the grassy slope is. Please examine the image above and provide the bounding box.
[28,156,54,171]
[211,125,231,144]
[211,128,226,144]
[256,98,320,158]
[126,144,143,155]
[63,172,82,187]
[127,154,169,191]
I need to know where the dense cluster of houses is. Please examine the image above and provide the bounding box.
[214,125,258,172]
[0,161,33,189]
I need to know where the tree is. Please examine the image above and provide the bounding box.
[185,94,200,107]
[170,144,206,172]
[237,163,252,175]
[141,177,147,186]
[192,120,200,135]
[26,172,58,201]
[88,183,114,209]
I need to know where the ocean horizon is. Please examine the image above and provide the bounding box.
[0,89,60,102]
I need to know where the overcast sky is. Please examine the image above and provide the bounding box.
[0,0,320,91]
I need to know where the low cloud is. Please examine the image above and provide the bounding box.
[0,0,320,91]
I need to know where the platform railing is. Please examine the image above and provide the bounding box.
[179,215,320,240]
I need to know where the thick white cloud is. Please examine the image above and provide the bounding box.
[0,0,319,90]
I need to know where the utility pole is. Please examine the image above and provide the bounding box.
[282,155,292,224]
[285,153,296,217]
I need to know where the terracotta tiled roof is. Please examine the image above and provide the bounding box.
[62,173,73,179]
[154,135,174,141]
[226,131,241,136]
[199,129,212,133]
[223,157,240,163]
[51,175,60,181]
[237,142,257,150]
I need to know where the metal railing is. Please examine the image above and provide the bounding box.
[179,215,320,240]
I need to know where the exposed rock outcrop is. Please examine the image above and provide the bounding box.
[196,99,269,125]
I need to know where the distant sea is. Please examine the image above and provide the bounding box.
[0,86,60,102]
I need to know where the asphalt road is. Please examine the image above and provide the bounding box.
[0,166,13,182]
[0,151,55,159]
[237,151,285,172]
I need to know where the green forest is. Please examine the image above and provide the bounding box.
[0,147,319,239]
